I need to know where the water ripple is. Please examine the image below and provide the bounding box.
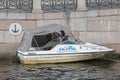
[0,59,120,80]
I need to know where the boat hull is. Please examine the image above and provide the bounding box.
[18,51,113,64]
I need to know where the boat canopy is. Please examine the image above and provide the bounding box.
[18,24,76,52]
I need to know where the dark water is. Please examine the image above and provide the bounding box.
[0,59,120,80]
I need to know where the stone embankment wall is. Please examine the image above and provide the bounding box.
[0,0,120,59]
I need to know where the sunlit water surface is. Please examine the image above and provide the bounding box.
[0,59,120,80]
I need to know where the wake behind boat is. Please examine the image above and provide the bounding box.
[17,24,115,64]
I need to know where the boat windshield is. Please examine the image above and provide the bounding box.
[29,30,70,51]
[60,40,78,44]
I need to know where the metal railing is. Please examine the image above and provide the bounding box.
[41,0,77,12]
[0,0,33,12]
[86,0,120,10]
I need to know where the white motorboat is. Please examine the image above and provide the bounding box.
[17,24,115,64]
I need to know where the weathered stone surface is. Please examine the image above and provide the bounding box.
[32,0,42,13]
[0,13,25,19]
[14,31,24,43]
[87,20,119,32]
[7,13,25,19]
[36,20,44,27]
[0,20,36,30]
[26,13,43,20]
[117,16,120,20]
[70,18,87,31]
[86,11,98,17]
[44,19,62,25]
[103,16,117,21]
[61,19,68,27]
[98,9,119,16]
[38,20,62,27]
[106,21,119,31]
[67,11,98,18]
[18,20,36,30]
[118,9,120,15]
[4,31,24,43]
[87,16,119,21]
[87,16,119,32]
[0,13,7,19]
[43,13,63,20]
[79,32,120,44]
[117,21,120,31]
[4,31,16,43]
[0,20,13,30]
[77,0,87,11]
[87,20,104,31]
[0,43,19,60]
[87,17,104,21]
[64,12,76,18]
[0,31,4,43]
[76,12,87,18]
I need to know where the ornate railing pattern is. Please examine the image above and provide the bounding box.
[41,0,77,12]
[86,0,120,10]
[0,0,33,12]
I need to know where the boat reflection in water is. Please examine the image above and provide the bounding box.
[17,24,115,64]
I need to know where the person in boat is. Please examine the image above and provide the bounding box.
[60,30,68,41]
